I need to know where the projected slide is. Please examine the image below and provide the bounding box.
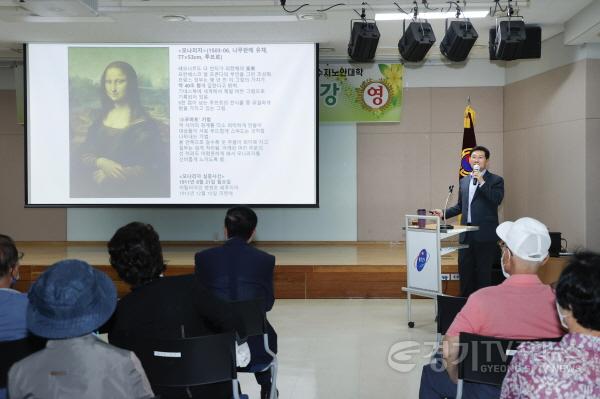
[26,43,317,206]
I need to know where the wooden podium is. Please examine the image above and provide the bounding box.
[402,215,478,328]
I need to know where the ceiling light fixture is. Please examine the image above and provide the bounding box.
[162,15,187,22]
[21,15,113,22]
[17,0,98,17]
[186,15,298,23]
[297,12,327,21]
[376,10,489,21]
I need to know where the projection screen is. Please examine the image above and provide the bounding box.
[25,43,318,206]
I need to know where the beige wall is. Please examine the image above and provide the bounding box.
[503,60,589,249]
[0,90,66,241]
[357,87,504,241]
[586,59,600,250]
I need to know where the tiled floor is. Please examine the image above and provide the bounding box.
[238,299,437,399]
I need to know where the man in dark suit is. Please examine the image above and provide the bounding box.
[433,146,504,297]
[195,206,277,399]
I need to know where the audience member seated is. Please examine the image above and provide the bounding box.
[419,217,563,399]
[8,259,154,399]
[195,206,278,399]
[0,235,28,399]
[500,251,600,398]
[0,235,27,342]
[105,222,236,399]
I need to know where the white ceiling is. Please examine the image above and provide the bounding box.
[0,0,598,61]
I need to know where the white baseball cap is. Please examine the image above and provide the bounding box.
[496,217,551,261]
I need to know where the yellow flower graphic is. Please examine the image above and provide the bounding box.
[380,64,403,92]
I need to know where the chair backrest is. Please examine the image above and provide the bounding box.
[117,332,238,387]
[436,295,467,335]
[229,298,267,340]
[458,332,562,386]
[0,336,46,387]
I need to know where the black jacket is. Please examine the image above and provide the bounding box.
[106,274,234,399]
[195,237,277,365]
[445,171,504,243]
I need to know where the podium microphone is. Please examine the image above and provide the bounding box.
[441,185,454,230]
[472,164,480,186]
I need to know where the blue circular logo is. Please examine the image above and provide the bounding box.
[414,249,430,272]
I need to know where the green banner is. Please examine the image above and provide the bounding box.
[319,63,403,123]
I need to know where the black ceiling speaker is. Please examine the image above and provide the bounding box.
[489,23,541,60]
[440,20,479,62]
[347,21,380,62]
[398,21,436,62]
[519,24,542,59]
[491,20,526,60]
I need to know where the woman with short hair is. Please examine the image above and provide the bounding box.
[105,222,235,399]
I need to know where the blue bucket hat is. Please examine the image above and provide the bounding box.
[27,259,117,339]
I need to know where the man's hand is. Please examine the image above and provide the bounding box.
[472,168,485,185]
[431,209,444,217]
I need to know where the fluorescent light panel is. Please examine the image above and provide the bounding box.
[375,10,489,21]
[186,15,298,23]
[21,15,114,22]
